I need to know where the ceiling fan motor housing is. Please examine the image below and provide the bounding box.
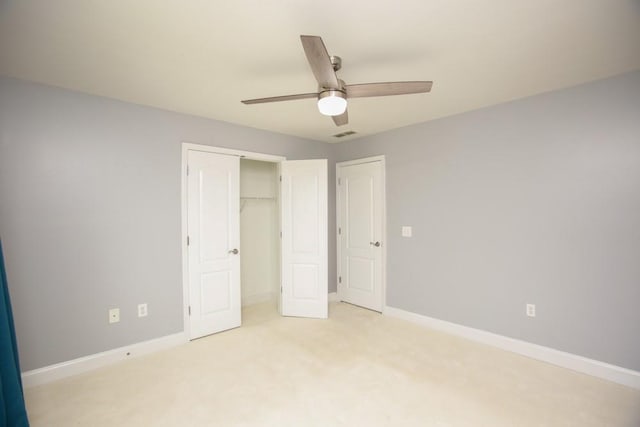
[330,55,342,72]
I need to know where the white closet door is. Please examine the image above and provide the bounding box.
[187,150,241,339]
[280,159,328,319]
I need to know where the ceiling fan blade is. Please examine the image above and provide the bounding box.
[346,81,433,98]
[300,35,340,89]
[241,92,318,105]
[332,109,348,126]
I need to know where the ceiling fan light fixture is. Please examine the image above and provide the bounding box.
[317,90,347,116]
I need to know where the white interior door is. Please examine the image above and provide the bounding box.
[280,159,328,319]
[187,150,241,339]
[337,159,384,312]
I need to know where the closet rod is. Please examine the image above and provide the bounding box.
[240,196,276,200]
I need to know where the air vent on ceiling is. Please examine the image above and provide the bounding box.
[332,130,357,138]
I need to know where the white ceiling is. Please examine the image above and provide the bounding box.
[1,0,639,143]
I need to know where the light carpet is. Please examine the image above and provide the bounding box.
[25,302,640,426]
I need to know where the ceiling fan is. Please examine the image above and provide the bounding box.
[241,35,433,127]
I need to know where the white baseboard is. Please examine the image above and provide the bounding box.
[383,306,640,390]
[242,291,276,307]
[328,291,339,302]
[22,332,188,388]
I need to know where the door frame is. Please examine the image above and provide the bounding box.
[181,143,285,339]
[336,155,387,311]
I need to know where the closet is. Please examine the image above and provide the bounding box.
[183,144,328,340]
[239,159,279,308]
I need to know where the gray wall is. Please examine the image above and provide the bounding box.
[335,71,640,371]
[0,77,335,371]
[3,70,639,373]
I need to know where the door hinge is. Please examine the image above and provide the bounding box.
[186,165,189,176]
[280,285,283,293]
[188,306,191,316]
[187,235,190,246]
[338,177,341,185]
[279,175,282,182]
[339,276,342,284]
[338,227,341,235]
[280,231,282,238]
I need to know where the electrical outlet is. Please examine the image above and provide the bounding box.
[138,303,148,318]
[526,304,536,317]
[109,308,120,323]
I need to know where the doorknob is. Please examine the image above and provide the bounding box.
[370,241,381,247]
[228,248,239,255]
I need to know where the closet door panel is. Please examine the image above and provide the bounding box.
[187,150,241,338]
[280,159,328,319]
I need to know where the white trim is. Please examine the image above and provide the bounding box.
[383,306,640,390]
[380,158,387,311]
[22,333,187,388]
[181,142,286,162]
[181,143,286,339]
[328,291,339,302]
[337,155,385,167]
[336,156,387,311]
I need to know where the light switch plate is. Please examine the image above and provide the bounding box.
[402,226,412,237]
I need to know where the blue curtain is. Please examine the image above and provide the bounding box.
[0,240,29,426]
